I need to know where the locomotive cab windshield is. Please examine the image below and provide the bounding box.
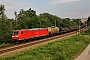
[13,31,19,35]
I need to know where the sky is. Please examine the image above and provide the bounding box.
[0,0,90,19]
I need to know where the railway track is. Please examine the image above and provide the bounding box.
[0,27,87,57]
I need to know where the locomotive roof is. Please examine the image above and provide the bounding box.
[13,28,47,31]
[26,28,47,30]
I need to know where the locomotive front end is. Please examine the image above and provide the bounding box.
[12,30,19,42]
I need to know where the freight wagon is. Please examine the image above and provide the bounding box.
[47,26,59,35]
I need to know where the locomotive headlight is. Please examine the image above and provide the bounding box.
[16,36,18,37]
[12,36,14,37]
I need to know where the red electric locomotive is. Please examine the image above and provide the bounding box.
[12,28,49,42]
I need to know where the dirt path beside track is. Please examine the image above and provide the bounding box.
[75,44,90,60]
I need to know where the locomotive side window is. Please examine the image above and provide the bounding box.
[21,31,23,34]
[13,31,19,35]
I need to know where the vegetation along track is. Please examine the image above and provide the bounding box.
[0,27,87,56]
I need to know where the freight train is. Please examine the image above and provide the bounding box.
[12,26,84,43]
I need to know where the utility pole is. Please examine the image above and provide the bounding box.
[55,20,56,27]
[14,11,17,29]
[79,19,80,33]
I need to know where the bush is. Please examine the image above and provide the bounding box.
[0,43,10,47]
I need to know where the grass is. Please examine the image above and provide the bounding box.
[81,27,90,35]
[0,43,10,47]
[0,28,90,60]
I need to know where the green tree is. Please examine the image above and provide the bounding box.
[0,4,5,43]
[17,8,37,29]
[38,13,52,27]
[38,13,63,28]
[0,4,13,43]
[87,16,90,27]
[73,19,82,26]
[62,18,71,28]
